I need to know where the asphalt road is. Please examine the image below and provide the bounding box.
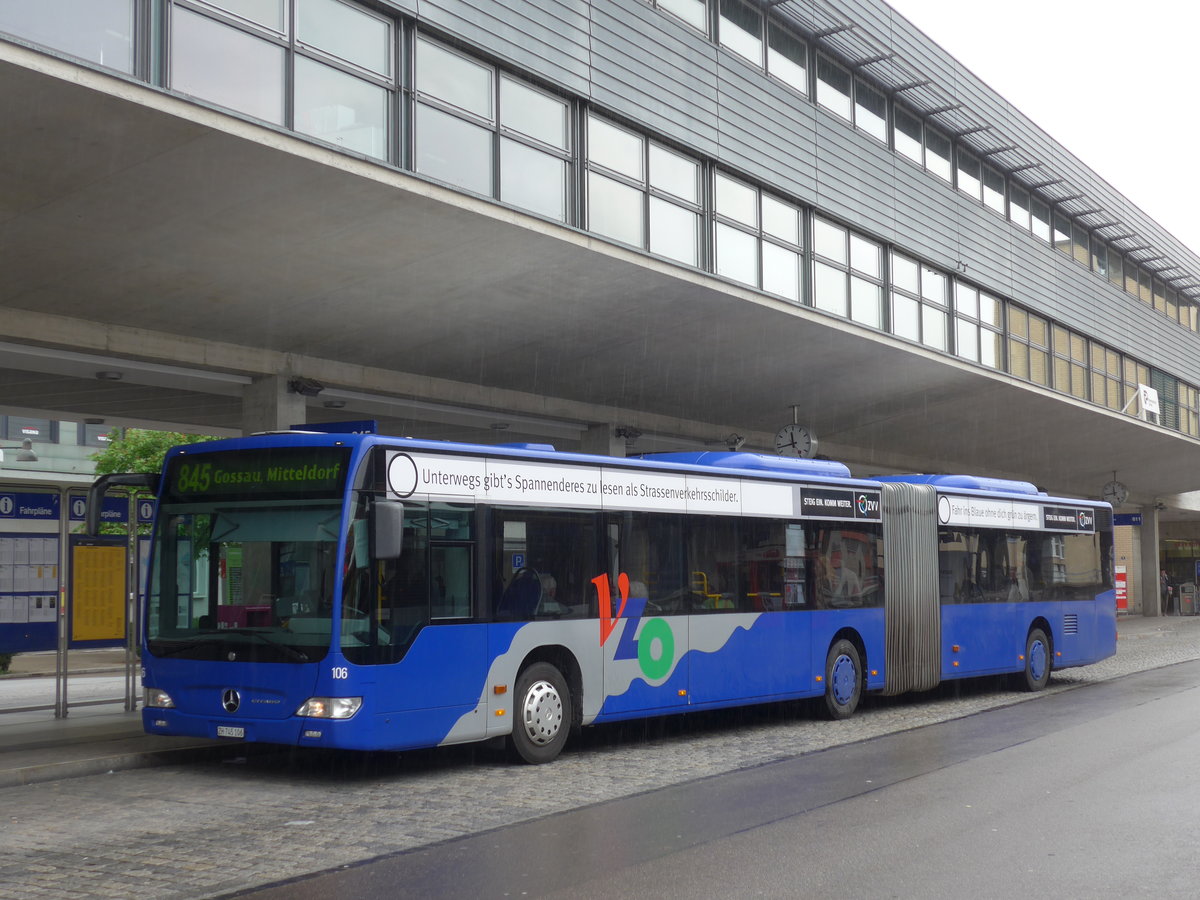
[4,617,1200,900]
[236,660,1200,899]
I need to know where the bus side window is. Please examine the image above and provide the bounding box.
[430,543,472,618]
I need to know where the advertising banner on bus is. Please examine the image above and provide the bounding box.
[385,451,879,522]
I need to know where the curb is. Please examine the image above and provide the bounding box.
[0,742,236,789]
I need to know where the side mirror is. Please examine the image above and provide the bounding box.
[371,499,405,560]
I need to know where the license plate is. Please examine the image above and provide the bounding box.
[216,725,245,739]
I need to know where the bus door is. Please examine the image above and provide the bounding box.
[937,527,1036,675]
[688,519,810,705]
[599,513,690,715]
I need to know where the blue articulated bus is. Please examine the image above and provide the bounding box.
[94,431,1116,763]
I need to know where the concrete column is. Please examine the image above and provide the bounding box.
[1139,505,1162,617]
[580,424,626,457]
[241,375,307,435]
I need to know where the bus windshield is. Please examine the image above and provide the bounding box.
[146,499,344,663]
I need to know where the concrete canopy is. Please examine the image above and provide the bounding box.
[2,42,1198,507]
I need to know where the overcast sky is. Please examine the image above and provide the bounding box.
[886,0,1200,257]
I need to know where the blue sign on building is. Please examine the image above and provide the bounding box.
[0,492,60,520]
[67,495,129,524]
[1114,513,1144,527]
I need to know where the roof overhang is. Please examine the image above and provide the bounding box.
[1,41,1197,506]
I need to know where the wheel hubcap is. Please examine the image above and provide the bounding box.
[831,654,857,705]
[521,680,563,745]
[1029,640,1047,682]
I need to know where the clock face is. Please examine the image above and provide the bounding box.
[775,424,816,458]
[1102,481,1127,506]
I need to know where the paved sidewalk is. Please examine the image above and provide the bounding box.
[0,646,228,788]
[0,614,1195,788]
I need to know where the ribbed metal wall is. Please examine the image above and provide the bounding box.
[881,482,941,695]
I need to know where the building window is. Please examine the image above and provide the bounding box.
[588,116,646,248]
[649,144,702,265]
[0,0,136,73]
[924,127,952,183]
[292,0,392,159]
[588,116,700,265]
[1151,370,1180,431]
[766,20,807,94]
[982,165,1005,215]
[1051,326,1089,400]
[1180,383,1200,437]
[1123,358,1150,413]
[1089,342,1122,410]
[169,1,395,160]
[1052,212,1071,257]
[656,0,708,33]
[812,218,882,327]
[1030,197,1050,243]
[719,0,762,66]
[4,417,56,443]
[1108,249,1124,291]
[954,282,1002,369]
[714,173,802,301]
[815,55,852,121]
[80,423,114,447]
[171,5,287,125]
[500,77,570,221]
[956,150,981,202]
[893,105,922,165]
[891,253,948,350]
[1153,278,1168,315]
[1071,222,1090,267]
[416,38,570,219]
[1138,268,1153,305]
[854,79,887,143]
[1008,185,1030,232]
[1124,259,1140,297]
[1091,238,1108,279]
[1007,306,1049,386]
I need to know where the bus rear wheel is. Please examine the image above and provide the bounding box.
[509,662,572,764]
[1016,627,1051,692]
[823,639,862,720]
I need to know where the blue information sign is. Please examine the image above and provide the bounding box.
[0,492,60,520]
[68,495,129,524]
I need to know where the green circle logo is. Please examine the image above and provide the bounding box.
[637,618,675,681]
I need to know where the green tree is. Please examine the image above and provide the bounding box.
[92,428,217,475]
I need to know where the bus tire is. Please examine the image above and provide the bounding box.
[823,639,862,720]
[1017,627,1051,692]
[509,662,572,764]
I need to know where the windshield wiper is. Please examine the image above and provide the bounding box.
[152,637,218,658]
[221,628,311,662]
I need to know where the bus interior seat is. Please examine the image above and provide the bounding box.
[497,567,542,619]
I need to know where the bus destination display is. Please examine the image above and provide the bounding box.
[164,447,350,501]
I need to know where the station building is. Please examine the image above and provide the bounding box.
[2,0,1200,618]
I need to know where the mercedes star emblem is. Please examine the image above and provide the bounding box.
[222,689,241,713]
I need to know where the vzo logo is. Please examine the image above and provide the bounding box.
[592,573,675,681]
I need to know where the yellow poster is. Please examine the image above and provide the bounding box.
[72,544,126,641]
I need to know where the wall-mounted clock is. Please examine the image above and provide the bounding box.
[1102,480,1128,506]
[775,423,817,459]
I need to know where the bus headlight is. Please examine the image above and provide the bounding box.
[296,697,362,719]
[145,688,175,708]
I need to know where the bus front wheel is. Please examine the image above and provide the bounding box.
[1016,627,1051,692]
[823,639,862,720]
[509,662,572,764]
